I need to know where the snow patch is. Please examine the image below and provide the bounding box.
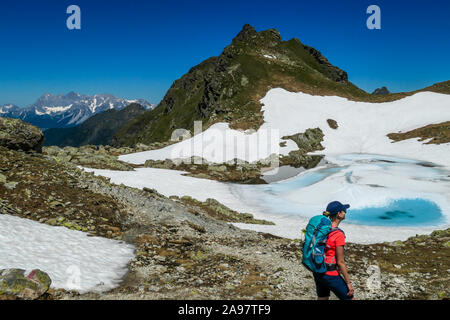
[119,90,450,168]
[0,214,134,293]
[44,105,73,114]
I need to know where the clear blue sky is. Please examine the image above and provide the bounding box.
[1,0,449,106]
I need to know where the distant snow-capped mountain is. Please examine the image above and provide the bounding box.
[0,92,154,129]
[0,104,22,117]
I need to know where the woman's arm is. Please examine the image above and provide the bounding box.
[336,245,354,297]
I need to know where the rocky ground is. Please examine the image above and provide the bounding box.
[388,121,450,145]
[59,173,450,300]
[143,156,270,184]
[1,118,449,300]
[2,146,449,300]
[42,142,173,171]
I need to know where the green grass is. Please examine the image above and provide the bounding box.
[388,121,450,144]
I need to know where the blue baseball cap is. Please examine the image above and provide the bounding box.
[326,201,350,216]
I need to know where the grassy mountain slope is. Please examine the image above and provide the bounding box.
[114,25,450,146]
[44,103,146,147]
[114,25,374,146]
[416,80,450,95]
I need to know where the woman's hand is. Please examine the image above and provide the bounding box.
[347,282,354,297]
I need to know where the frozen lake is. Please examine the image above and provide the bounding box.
[231,154,450,228]
[84,153,450,243]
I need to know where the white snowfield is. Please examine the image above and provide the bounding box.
[0,214,134,293]
[119,89,450,168]
[84,89,450,244]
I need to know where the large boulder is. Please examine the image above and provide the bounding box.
[0,117,44,152]
[0,269,52,300]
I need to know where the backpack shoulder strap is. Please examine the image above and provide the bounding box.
[330,227,345,237]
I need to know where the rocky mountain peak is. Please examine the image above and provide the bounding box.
[232,24,257,43]
[231,24,282,50]
[115,25,366,145]
[372,86,391,95]
[66,91,81,99]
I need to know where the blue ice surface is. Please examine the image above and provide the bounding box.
[346,198,444,227]
[262,166,345,195]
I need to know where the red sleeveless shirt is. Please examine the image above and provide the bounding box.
[324,229,345,276]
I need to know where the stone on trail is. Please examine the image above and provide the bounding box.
[0,269,52,300]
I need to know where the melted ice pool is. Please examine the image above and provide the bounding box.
[348,198,443,226]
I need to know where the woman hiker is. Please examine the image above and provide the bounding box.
[313,201,355,300]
